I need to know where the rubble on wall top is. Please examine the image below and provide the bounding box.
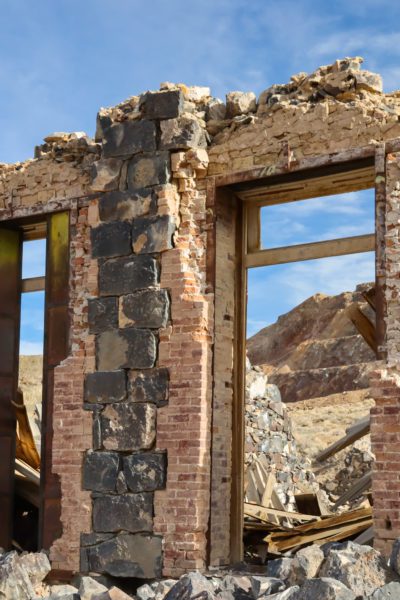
[1,56,399,174]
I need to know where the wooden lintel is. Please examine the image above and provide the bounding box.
[214,152,375,190]
[21,276,45,293]
[214,137,400,191]
[237,167,374,205]
[245,234,375,269]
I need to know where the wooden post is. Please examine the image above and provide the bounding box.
[39,211,70,549]
[0,227,22,549]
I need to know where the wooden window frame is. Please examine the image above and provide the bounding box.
[210,142,389,565]
[0,212,70,551]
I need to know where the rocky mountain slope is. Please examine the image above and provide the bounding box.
[247,284,377,403]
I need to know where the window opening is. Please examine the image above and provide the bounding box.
[242,183,377,563]
[14,238,46,551]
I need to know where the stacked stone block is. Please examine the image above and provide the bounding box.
[81,89,198,578]
[3,57,400,574]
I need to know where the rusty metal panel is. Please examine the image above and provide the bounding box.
[0,227,22,549]
[39,211,70,550]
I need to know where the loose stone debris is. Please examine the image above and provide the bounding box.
[4,536,400,599]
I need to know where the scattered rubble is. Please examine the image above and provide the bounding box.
[245,361,318,513]
[4,537,400,599]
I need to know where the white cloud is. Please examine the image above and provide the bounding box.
[268,192,372,217]
[20,340,43,355]
[319,221,374,240]
[248,252,375,330]
[271,253,375,306]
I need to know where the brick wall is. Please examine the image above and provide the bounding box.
[370,151,400,556]
[3,57,400,574]
[49,205,96,572]
[154,151,213,576]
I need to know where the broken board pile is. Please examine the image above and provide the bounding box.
[244,413,373,560]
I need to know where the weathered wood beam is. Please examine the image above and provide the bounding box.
[315,415,370,463]
[237,166,374,205]
[246,205,261,252]
[21,276,45,293]
[348,303,377,354]
[245,234,375,268]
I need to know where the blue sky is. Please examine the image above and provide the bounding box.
[5,0,392,351]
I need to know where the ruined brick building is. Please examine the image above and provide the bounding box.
[1,57,400,580]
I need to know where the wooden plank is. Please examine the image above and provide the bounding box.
[266,506,372,540]
[348,303,377,354]
[215,153,375,190]
[245,234,375,268]
[315,415,370,463]
[245,469,261,504]
[314,520,372,547]
[375,143,387,360]
[267,518,372,553]
[21,276,45,293]
[333,471,372,509]
[0,227,22,550]
[39,211,70,550]
[244,503,319,523]
[261,472,276,509]
[362,287,376,311]
[230,199,246,564]
[15,459,40,485]
[237,167,374,205]
[353,525,374,545]
[246,205,261,252]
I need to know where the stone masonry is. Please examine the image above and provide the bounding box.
[2,57,400,577]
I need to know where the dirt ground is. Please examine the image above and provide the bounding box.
[19,355,43,452]
[19,355,43,413]
[287,388,373,459]
[287,389,374,494]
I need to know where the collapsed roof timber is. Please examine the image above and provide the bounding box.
[1,57,400,585]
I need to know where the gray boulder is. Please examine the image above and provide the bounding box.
[0,551,51,600]
[226,92,256,117]
[293,578,355,599]
[368,582,400,599]
[263,587,299,599]
[206,98,226,121]
[319,541,392,597]
[48,584,80,599]
[153,579,178,598]
[266,557,294,582]
[250,576,284,598]
[79,575,108,599]
[164,572,215,600]
[288,544,324,585]
[220,575,252,600]
[390,538,400,575]
[136,583,156,600]
[95,586,134,599]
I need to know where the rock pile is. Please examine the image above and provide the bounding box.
[0,549,135,599]
[245,361,318,511]
[135,539,400,600]
[323,438,374,499]
[5,538,400,599]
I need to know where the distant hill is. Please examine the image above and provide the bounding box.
[247,284,377,403]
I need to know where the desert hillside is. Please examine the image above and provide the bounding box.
[247,283,377,403]
[19,355,43,412]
